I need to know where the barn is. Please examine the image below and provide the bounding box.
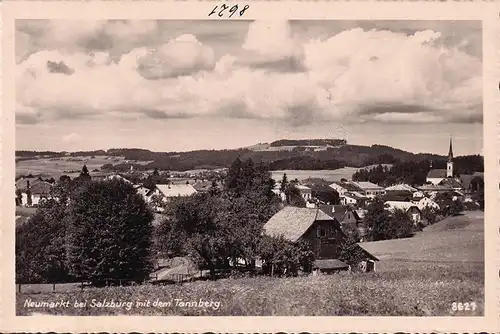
[263,206,378,274]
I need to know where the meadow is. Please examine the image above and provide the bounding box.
[271,168,361,183]
[16,212,484,316]
[15,155,144,178]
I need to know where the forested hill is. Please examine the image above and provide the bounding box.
[16,143,483,172]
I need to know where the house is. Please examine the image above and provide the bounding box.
[418,184,453,194]
[147,184,198,210]
[385,183,418,193]
[438,177,463,191]
[262,206,378,274]
[460,172,484,194]
[328,181,362,196]
[340,192,367,207]
[104,174,132,184]
[295,185,312,201]
[319,205,367,240]
[192,180,215,192]
[134,184,151,203]
[384,201,423,224]
[426,169,448,186]
[350,181,386,197]
[412,196,440,211]
[382,190,413,202]
[309,184,340,205]
[18,181,53,207]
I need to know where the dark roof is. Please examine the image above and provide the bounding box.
[318,204,335,216]
[438,177,463,189]
[473,172,484,178]
[383,192,412,202]
[344,192,367,200]
[459,174,474,190]
[313,259,349,270]
[331,205,347,222]
[28,182,52,195]
[263,206,337,242]
[302,178,330,188]
[427,169,447,178]
[16,177,42,191]
[332,182,362,192]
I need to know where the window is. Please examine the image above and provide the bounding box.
[317,227,327,238]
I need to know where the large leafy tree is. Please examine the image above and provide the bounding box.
[157,157,283,275]
[364,198,392,241]
[16,198,70,283]
[65,179,154,284]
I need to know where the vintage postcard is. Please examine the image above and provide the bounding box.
[1,0,499,332]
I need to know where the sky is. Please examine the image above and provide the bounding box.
[15,20,483,155]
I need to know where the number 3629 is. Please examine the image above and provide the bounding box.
[452,302,477,311]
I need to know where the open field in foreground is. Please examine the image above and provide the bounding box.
[16,212,484,316]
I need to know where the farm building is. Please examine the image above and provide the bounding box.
[263,206,377,273]
[384,201,423,225]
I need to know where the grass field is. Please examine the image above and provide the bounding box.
[271,168,360,183]
[15,155,130,178]
[16,212,484,316]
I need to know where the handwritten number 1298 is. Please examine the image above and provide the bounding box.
[208,4,250,18]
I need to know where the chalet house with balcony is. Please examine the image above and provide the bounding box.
[263,207,378,274]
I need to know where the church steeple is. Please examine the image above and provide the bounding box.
[447,136,454,162]
[446,136,454,177]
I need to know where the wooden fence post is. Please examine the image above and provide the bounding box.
[52,283,55,292]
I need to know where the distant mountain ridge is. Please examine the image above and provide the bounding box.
[16,139,482,172]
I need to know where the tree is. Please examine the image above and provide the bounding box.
[59,175,71,183]
[285,183,306,208]
[364,198,392,241]
[421,206,439,225]
[338,230,366,268]
[435,192,464,217]
[280,173,288,192]
[16,198,71,283]
[225,157,243,193]
[390,208,415,238]
[65,179,154,284]
[257,235,314,276]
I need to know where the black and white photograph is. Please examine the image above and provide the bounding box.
[13,18,485,317]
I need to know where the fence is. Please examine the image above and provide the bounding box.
[16,272,198,293]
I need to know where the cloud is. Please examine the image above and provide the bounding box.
[62,133,83,143]
[15,20,482,126]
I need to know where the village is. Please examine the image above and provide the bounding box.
[15,137,484,285]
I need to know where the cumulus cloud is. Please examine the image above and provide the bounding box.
[15,20,482,126]
[62,133,83,143]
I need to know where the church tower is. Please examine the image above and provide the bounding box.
[446,136,454,177]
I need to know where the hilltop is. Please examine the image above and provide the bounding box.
[16,139,482,174]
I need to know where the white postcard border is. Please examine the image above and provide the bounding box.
[1,1,499,331]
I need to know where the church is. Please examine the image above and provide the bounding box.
[426,137,459,186]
